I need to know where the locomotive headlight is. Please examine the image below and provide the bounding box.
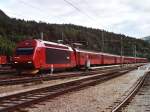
[14,62,18,64]
[14,57,19,59]
[66,57,70,59]
[27,61,32,64]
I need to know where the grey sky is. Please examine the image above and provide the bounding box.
[0,0,150,38]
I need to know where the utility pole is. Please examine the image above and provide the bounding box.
[58,32,64,44]
[120,36,123,68]
[41,32,44,40]
[101,31,104,52]
[62,32,64,42]
[134,44,137,63]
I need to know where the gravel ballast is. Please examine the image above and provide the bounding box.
[123,66,150,112]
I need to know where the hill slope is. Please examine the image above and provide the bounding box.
[0,9,150,59]
[0,9,9,19]
[142,36,150,43]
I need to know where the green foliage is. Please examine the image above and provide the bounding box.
[0,36,15,55]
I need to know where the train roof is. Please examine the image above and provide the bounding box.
[75,48,147,59]
[37,39,73,51]
[75,48,121,57]
[16,39,73,51]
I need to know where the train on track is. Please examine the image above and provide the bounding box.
[12,39,147,73]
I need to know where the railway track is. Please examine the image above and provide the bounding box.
[0,67,134,112]
[0,66,137,86]
[0,70,16,74]
[0,64,122,77]
[0,66,16,75]
[110,69,149,112]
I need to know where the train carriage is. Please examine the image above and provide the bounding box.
[114,55,121,64]
[123,57,130,64]
[74,49,103,68]
[0,55,7,65]
[123,56,136,64]
[102,53,116,65]
[136,57,147,63]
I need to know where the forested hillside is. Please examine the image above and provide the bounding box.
[142,36,150,43]
[0,9,150,59]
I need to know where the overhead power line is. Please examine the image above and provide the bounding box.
[63,0,97,22]
[63,0,81,12]
[63,0,106,29]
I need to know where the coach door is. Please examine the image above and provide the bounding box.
[101,55,104,64]
[75,51,81,68]
[76,52,81,68]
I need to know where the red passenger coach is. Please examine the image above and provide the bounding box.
[0,55,7,65]
[102,53,116,65]
[13,39,76,72]
[74,49,103,68]
[136,57,147,63]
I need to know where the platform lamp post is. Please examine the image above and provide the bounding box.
[57,31,64,44]
[62,32,64,42]
[101,31,104,52]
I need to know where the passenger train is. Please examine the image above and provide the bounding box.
[12,39,147,73]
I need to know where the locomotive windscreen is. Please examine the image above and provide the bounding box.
[16,48,34,55]
[45,48,70,64]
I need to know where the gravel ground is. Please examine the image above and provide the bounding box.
[123,65,150,112]
[25,69,146,112]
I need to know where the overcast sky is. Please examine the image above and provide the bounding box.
[0,0,150,38]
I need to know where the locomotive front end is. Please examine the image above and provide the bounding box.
[12,39,37,71]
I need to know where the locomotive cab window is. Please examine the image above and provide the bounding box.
[16,48,34,55]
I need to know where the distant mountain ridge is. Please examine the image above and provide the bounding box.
[0,9,9,19]
[142,36,150,43]
[142,36,150,40]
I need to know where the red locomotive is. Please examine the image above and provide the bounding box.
[12,39,148,73]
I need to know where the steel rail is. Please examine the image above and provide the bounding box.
[111,72,148,112]
[0,67,125,86]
